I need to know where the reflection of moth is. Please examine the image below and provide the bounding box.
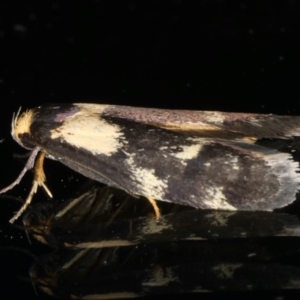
[1,103,300,222]
[23,185,300,249]
[30,247,300,297]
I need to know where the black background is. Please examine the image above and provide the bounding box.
[1,1,300,299]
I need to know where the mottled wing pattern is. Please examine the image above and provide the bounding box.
[14,103,299,211]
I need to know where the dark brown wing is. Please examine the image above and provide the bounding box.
[99,104,300,139]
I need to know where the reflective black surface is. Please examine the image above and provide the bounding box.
[1,1,300,299]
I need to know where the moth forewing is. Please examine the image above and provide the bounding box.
[1,103,300,222]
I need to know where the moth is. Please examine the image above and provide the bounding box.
[1,103,300,222]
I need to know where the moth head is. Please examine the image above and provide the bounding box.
[11,107,35,149]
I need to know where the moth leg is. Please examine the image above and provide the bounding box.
[147,197,161,220]
[34,151,52,198]
[9,151,52,223]
[0,147,40,194]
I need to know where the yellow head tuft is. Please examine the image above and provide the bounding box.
[11,108,35,144]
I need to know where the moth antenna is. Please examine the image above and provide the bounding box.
[0,147,40,195]
[11,106,22,137]
[9,151,52,223]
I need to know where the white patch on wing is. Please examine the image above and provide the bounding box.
[50,109,124,156]
[203,187,237,210]
[227,155,239,170]
[125,154,168,200]
[260,151,300,208]
[171,138,207,161]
